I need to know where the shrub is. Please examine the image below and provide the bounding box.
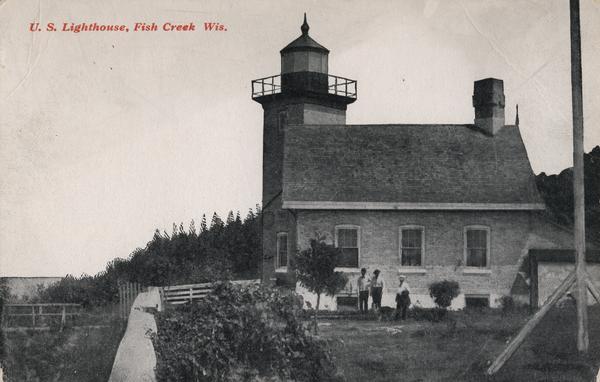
[151,282,342,382]
[3,323,123,381]
[498,295,514,313]
[429,280,460,309]
[37,274,117,307]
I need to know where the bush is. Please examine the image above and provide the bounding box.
[151,282,342,382]
[429,280,460,309]
[36,274,119,307]
[498,295,514,313]
[3,323,124,381]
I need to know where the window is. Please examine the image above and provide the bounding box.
[335,226,360,268]
[276,232,288,269]
[464,226,490,268]
[465,295,490,308]
[400,226,424,266]
[278,111,287,132]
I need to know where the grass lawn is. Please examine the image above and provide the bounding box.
[319,303,600,382]
[2,315,124,382]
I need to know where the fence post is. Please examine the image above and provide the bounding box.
[121,284,124,321]
[127,283,131,319]
[126,283,129,319]
[31,306,35,327]
[126,282,129,316]
[118,284,121,322]
[122,284,126,321]
[60,305,66,332]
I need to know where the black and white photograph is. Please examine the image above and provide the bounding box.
[1,1,599,381]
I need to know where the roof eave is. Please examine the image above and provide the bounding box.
[282,201,547,210]
[280,46,330,54]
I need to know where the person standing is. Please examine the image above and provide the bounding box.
[395,274,411,320]
[357,268,370,313]
[370,269,384,311]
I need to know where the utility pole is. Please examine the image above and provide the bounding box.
[569,0,588,353]
[486,1,592,373]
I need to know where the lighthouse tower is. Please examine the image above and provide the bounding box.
[252,14,357,284]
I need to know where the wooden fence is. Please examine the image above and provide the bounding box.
[160,279,260,306]
[1,303,82,331]
[118,282,144,322]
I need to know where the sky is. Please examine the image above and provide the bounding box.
[1,0,599,277]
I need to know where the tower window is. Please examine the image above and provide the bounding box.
[278,111,288,132]
[276,232,288,270]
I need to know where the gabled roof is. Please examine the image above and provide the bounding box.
[282,124,545,210]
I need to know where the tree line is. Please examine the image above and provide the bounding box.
[38,207,262,306]
[536,145,600,244]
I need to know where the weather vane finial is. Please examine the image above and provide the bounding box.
[515,104,520,126]
[301,13,309,36]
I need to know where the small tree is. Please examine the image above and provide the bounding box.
[295,239,348,333]
[429,280,460,309]
[200,214,208,233]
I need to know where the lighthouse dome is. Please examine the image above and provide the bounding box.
[280,14,328,74]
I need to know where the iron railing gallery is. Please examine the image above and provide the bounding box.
[251,74,357,99]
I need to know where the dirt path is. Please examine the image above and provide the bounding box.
[108,288,161,382]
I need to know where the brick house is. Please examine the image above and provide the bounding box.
[252,16,596,310]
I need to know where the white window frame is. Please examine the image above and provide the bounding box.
[275,232,289,272]
[334,225,361,271]
[463,225,491,269]
[398,225,425,269]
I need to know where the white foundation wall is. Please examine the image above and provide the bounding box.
[295,283,502,311]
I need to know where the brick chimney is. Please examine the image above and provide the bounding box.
[473,78,505,135]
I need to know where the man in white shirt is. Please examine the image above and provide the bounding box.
[370,269,384,311]
[395,274,411,320]
[357,268,370,313]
